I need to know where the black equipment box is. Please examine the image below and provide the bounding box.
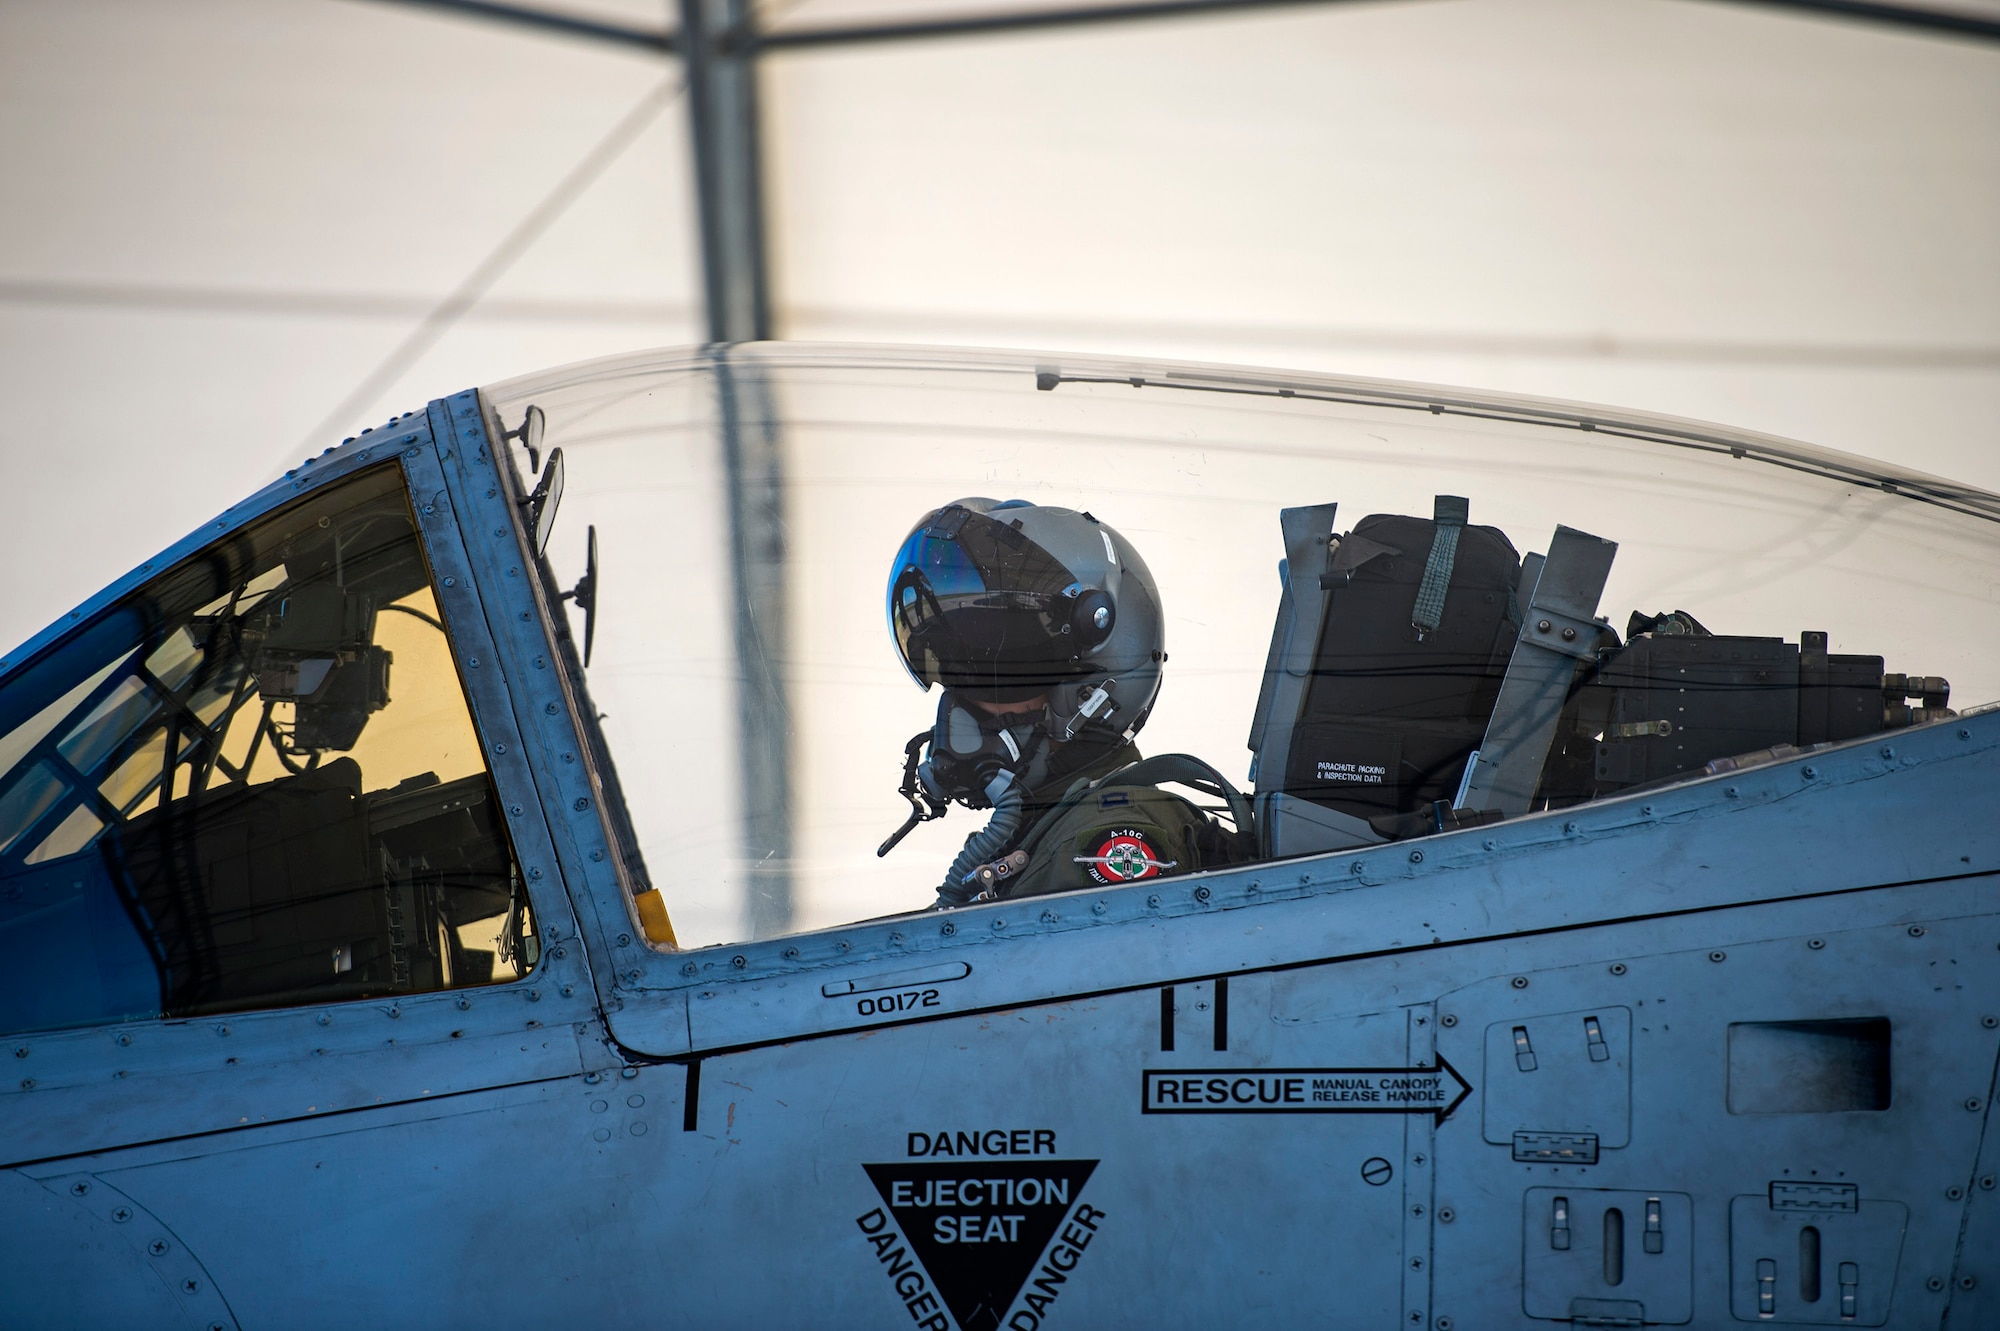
[1588,630,1885,793]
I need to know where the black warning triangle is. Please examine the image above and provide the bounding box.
[864,1159,1098,1331]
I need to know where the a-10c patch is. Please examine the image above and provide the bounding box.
[1072,829,1177,885]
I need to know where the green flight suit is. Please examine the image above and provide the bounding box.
[980,750,1256,901]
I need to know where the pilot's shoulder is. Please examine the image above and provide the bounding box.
[1005,755,1244,898]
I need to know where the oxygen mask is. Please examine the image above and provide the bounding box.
[877,692,1051,857]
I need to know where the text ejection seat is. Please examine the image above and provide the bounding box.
[1245,496,1619,855]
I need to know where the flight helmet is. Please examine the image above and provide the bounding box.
[887,498,1165,746]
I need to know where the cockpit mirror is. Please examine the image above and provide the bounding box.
[528,447,565,559]
[507,404,547,473]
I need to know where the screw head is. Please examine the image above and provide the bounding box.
[1437,1207,1455,1223]
[1146,894,1161,908]
[1908,925,1927,937]
[1808,938,1825,949]
[1610,962,1627,975]
[1092,901,1107,915]
[455,996,471,1010]
[681,962,698,976]
[1802,765,1818,780]
[1948,1185,1965,1200]
[1927,1276,1945,1292]
[782,947,800,960]
[69,1181,89,1196]
[1409,850,1424,864]
[112,1207,132,1222]
[1192,885,1211,903]
[941,921,956,936]
[1980,1174,1996,1190]
[148,1239,171,1256]
[1709,951,1727,963]
[1440,1013,1457,1028]
[1961,1276,1977,1291]
[1983,1016,1997,1029]
[731,955,746,969]
[1511,976,1529,989]
[1967,1097,1985,1112]
[1537,619,1552,633]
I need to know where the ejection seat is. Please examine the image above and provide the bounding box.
[1245,495,1946,858]
[1245,495,1619,857]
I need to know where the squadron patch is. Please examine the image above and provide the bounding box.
[1073,829,1175,885]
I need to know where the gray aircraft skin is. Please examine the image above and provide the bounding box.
[1,344,1996,1330]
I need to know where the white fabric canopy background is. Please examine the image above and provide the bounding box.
[2,0,1996,653]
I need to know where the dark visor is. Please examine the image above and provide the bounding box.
[887,505,1086,700]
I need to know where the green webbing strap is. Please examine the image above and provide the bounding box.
[1412,495,1470,635]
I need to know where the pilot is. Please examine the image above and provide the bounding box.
[882,498,1253,907]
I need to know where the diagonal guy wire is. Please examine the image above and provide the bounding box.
[289,75,685,468]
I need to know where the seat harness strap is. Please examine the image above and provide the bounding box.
[1412,494,1470,637]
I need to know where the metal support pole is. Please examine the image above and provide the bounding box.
[681,0,771,344]
[714,351,793,937]
[683,0,790,935]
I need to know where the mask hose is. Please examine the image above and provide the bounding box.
[934,781,1026,907]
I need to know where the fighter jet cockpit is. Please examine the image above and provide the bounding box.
[4,341,1995,1035]
[475,345,2000,954]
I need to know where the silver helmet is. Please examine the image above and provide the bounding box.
[886,497,1165,744]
